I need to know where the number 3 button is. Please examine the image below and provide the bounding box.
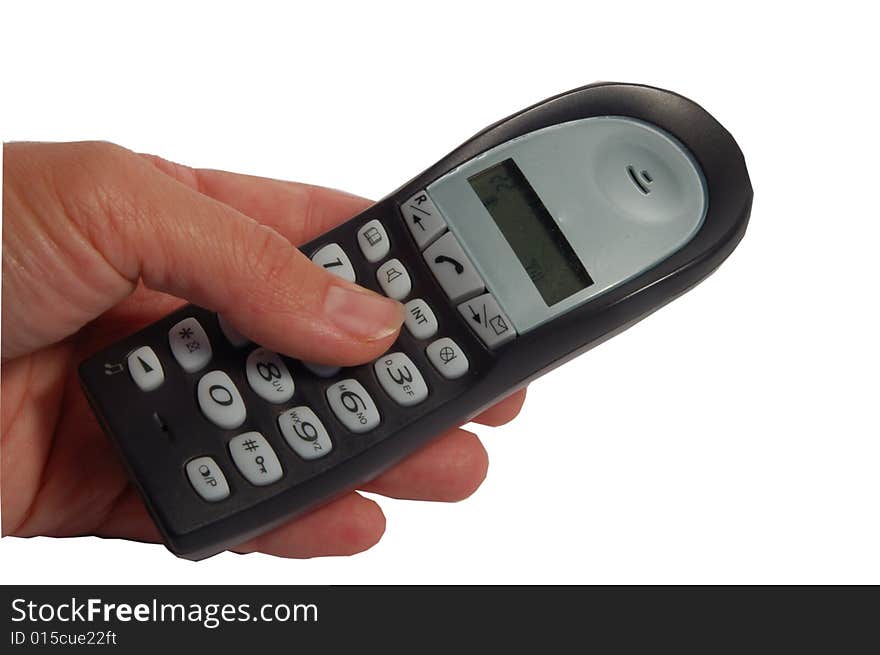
[246,348,294,404]
[374,352,428,407]
[197,371,246,429]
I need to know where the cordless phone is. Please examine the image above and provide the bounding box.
[79,82,752,559]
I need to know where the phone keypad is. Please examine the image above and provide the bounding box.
[123,186,513,507]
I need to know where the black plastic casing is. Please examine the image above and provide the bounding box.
[79,83,752,559]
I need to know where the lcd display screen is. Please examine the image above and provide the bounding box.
[468,158,593,305]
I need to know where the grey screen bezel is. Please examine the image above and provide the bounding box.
[426,116,709,334]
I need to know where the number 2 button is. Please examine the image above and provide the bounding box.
[373,352,428,407]
[326,379,380,433]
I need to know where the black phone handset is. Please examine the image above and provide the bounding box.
[80,83,752,559]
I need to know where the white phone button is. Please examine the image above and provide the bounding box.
[127,346,164,391]
[424,231,485,303]
[403,299,438,340]
[356,219,390,263]
[217,314,249,348]
[197,370,246,429]
[278,406,333,461]
[401,190,447,248]
[458,292,517,349]
[302,361,341,378]
[245,348,295,404]
[376,258,412,300]
[373,352,428,407]
[326,379,380,433]
[186,456,230,502]
[311,243,356,282]
[229,432,283,486]
[426,338,470,379]
[169,317,212,373]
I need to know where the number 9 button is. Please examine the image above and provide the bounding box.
[278,406,333,460]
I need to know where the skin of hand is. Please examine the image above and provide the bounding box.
[0,141,527,558]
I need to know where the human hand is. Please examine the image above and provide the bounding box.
[1,141,526,557]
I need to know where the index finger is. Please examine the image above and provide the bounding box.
[143,155,372,245]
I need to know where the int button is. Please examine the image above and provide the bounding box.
[403,298,438,340]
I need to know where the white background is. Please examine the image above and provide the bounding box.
[1,1,877,584]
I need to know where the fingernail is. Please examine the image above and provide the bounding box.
[324,284,404,341]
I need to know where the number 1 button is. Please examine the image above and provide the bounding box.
[311,243,356,282]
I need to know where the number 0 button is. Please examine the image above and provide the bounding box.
[246,348,294,403]
[326,379,380,433]
[197,370,246,429]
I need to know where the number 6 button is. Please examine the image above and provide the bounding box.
[197,370,246,429]
[326,379,380,433]
[374,352,428,407]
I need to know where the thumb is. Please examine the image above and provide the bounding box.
[2,141,403,364]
